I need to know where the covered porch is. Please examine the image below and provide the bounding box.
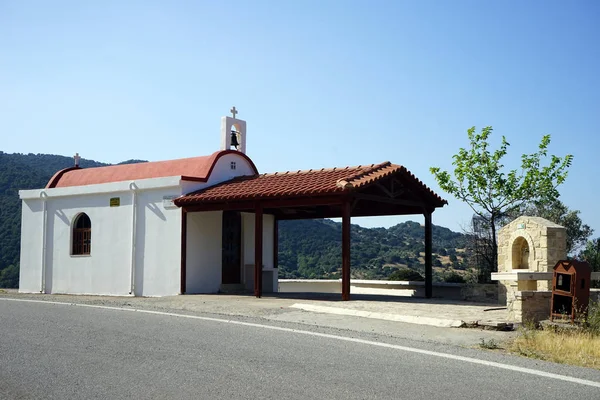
[175,162,447,300]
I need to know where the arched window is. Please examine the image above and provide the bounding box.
[72,213,91,255]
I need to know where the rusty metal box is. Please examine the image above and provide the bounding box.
[550,260,592,323]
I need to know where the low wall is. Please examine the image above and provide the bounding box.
[278,280,499,303]
[507,291,552,323]
[505,289,600,323]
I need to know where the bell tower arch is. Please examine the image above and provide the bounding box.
[220,106,247,154]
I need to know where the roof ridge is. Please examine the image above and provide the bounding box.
[336,161,396,189]
[48,150,259,188]
[261,164,371,177]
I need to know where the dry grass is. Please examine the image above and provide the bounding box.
[510,328,600,369]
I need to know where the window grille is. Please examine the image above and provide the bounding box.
[72,213,91,255]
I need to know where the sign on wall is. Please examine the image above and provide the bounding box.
[163,195,178,209]
[110,197,120,207]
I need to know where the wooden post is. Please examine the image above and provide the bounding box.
[254,205,263,298]
[180,208,187,295]
[424,211,433,299]
[342,200,351,301]
[273,219,278,269]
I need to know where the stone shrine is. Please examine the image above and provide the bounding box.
[492,216,567,322]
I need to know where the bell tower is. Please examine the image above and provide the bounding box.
[220,106,247,154]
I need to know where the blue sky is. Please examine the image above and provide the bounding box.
[1,0,599,236]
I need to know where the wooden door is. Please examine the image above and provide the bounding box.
[222,211,242,284]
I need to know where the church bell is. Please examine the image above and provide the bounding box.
[230,130,240,149]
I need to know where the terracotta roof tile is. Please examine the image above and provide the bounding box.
[47,150,258,188]
[176,162,447,206]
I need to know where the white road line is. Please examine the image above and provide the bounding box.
[2,297,600,388]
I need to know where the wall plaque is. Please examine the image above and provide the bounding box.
[163,195,178,209]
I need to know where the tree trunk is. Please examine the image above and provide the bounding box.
[490,214,498,274]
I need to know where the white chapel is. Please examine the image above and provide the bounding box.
[19,109,447,299]
[19,109,279,296]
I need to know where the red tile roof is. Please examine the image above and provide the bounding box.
[46,150,258,188]
[175,162,446,206]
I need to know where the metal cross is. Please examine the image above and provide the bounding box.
[230,106,238,119]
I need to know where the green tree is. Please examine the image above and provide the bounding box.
[431,126,573,273]
[0,264,19,288]
[579,239,600,288]
[580,239,600,271]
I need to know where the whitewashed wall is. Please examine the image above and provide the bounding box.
[185,211,223,293]
[44,192,133,295]
[134,188,182,296]
[20,179,183,296]
[19,199,45,292]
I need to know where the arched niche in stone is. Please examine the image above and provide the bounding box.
[511,237,530,269]
[506,230,536,272]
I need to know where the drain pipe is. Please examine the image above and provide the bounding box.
[40,191,48,293]
[129,182,138,295]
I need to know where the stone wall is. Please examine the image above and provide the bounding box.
[497,216,566,275]
[507,290,552,323]
[460,283,499,303]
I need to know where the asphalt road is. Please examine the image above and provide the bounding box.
[1,299,599,400]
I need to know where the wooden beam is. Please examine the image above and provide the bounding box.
[180,209,187,294]
[375,182,394,198]
[254,205,263,298]
[179,195,344,213]
[341,200,351,301]
[274,206,425,220]
[354,193,427,208]
[424,211,433,299]
[273,219,278,269]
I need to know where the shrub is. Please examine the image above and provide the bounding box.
[585,300,600,335]
[0,264,19,288]
[388,268,424,281]
[443,271,466,283]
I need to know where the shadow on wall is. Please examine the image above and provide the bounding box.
[147,202,166,221]
[55,210,69,226]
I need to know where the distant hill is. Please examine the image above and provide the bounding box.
[278,219,468,281]
[0,152,470,288]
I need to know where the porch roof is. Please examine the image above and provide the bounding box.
[174,161,447,217]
